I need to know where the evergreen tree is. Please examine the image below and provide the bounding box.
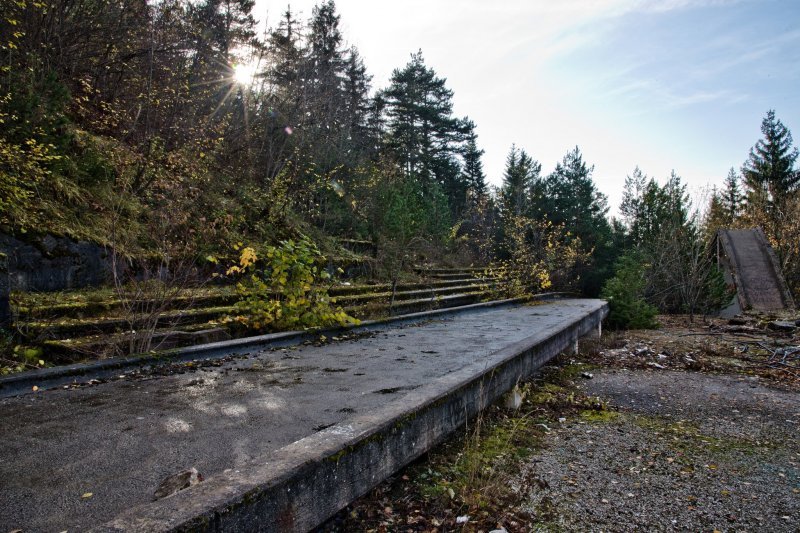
[741,110,800,277]
[721,167,743,224]
[461,121,487,201]
[742,110,799,203]
[620,166,648,246]
[342,47,372,139]
[500,144,540,217]
[543,146,612,295]
[383,51,466,194]
[703,187,727,238]
[308,0,344,75]
[303,0,348,171]
[544,146,609,237]
[189,0,257,72]
[268,8,303,88]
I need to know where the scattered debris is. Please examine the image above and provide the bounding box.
[767,320,796,332]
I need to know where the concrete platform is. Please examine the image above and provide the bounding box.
[0,299,607,532]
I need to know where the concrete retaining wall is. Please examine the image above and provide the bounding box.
[0,253,10,328]
[0,233,112,292]
[95,301,607,532]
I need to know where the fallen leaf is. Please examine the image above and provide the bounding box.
[81,492,93,499]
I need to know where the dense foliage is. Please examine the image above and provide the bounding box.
[0,0,484,260]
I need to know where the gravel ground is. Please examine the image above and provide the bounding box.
[520,368,800,532]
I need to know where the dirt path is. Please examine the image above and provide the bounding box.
[521,369,800,531]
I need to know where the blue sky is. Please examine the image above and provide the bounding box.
[256,0,800,214]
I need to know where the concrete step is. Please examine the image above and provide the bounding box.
[16,277,497,321]
[26,279,498,341]
[41,288,498,357]
[28,283,494,340]
[414,266,486,274]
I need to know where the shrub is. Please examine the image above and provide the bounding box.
[227,237,358,332]
[489,216,587,298]
[601,253,658,330]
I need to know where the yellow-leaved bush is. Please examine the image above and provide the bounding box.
[487,216,587,298]
[225,237,358,332]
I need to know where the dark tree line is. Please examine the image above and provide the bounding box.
[0,0,488,265]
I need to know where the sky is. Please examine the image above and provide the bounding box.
[254,0,800,215]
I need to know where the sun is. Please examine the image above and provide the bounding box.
[233,62,256,85]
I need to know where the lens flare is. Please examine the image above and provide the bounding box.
[233,63,255,85]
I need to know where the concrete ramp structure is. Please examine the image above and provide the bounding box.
[715,228,795,314]
[0,298,607,532]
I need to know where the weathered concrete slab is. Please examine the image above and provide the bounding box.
[717,228,795,312]
[0,299,606,532]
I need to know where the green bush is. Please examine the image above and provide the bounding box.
[226,237,358,332]
[601,253,658,330]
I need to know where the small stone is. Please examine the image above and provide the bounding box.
[153,468,203,500]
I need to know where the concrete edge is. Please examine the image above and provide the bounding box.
[0,293,571,398]
[754,227,796,310]
[93,300,608,533]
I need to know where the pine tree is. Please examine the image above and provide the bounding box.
[302,0,351,172]
[384,51,465,187]
[741,110,800,274]
[720,167,743,224]
[742,110,799,202]
[543,146,612,295]
[545,147,609,232]
[461,122,487,201]
[268,8,303,88]
[703,187,727,238]
[342,47,372,137]
[308,0,344,75]
[500,144,540,217]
